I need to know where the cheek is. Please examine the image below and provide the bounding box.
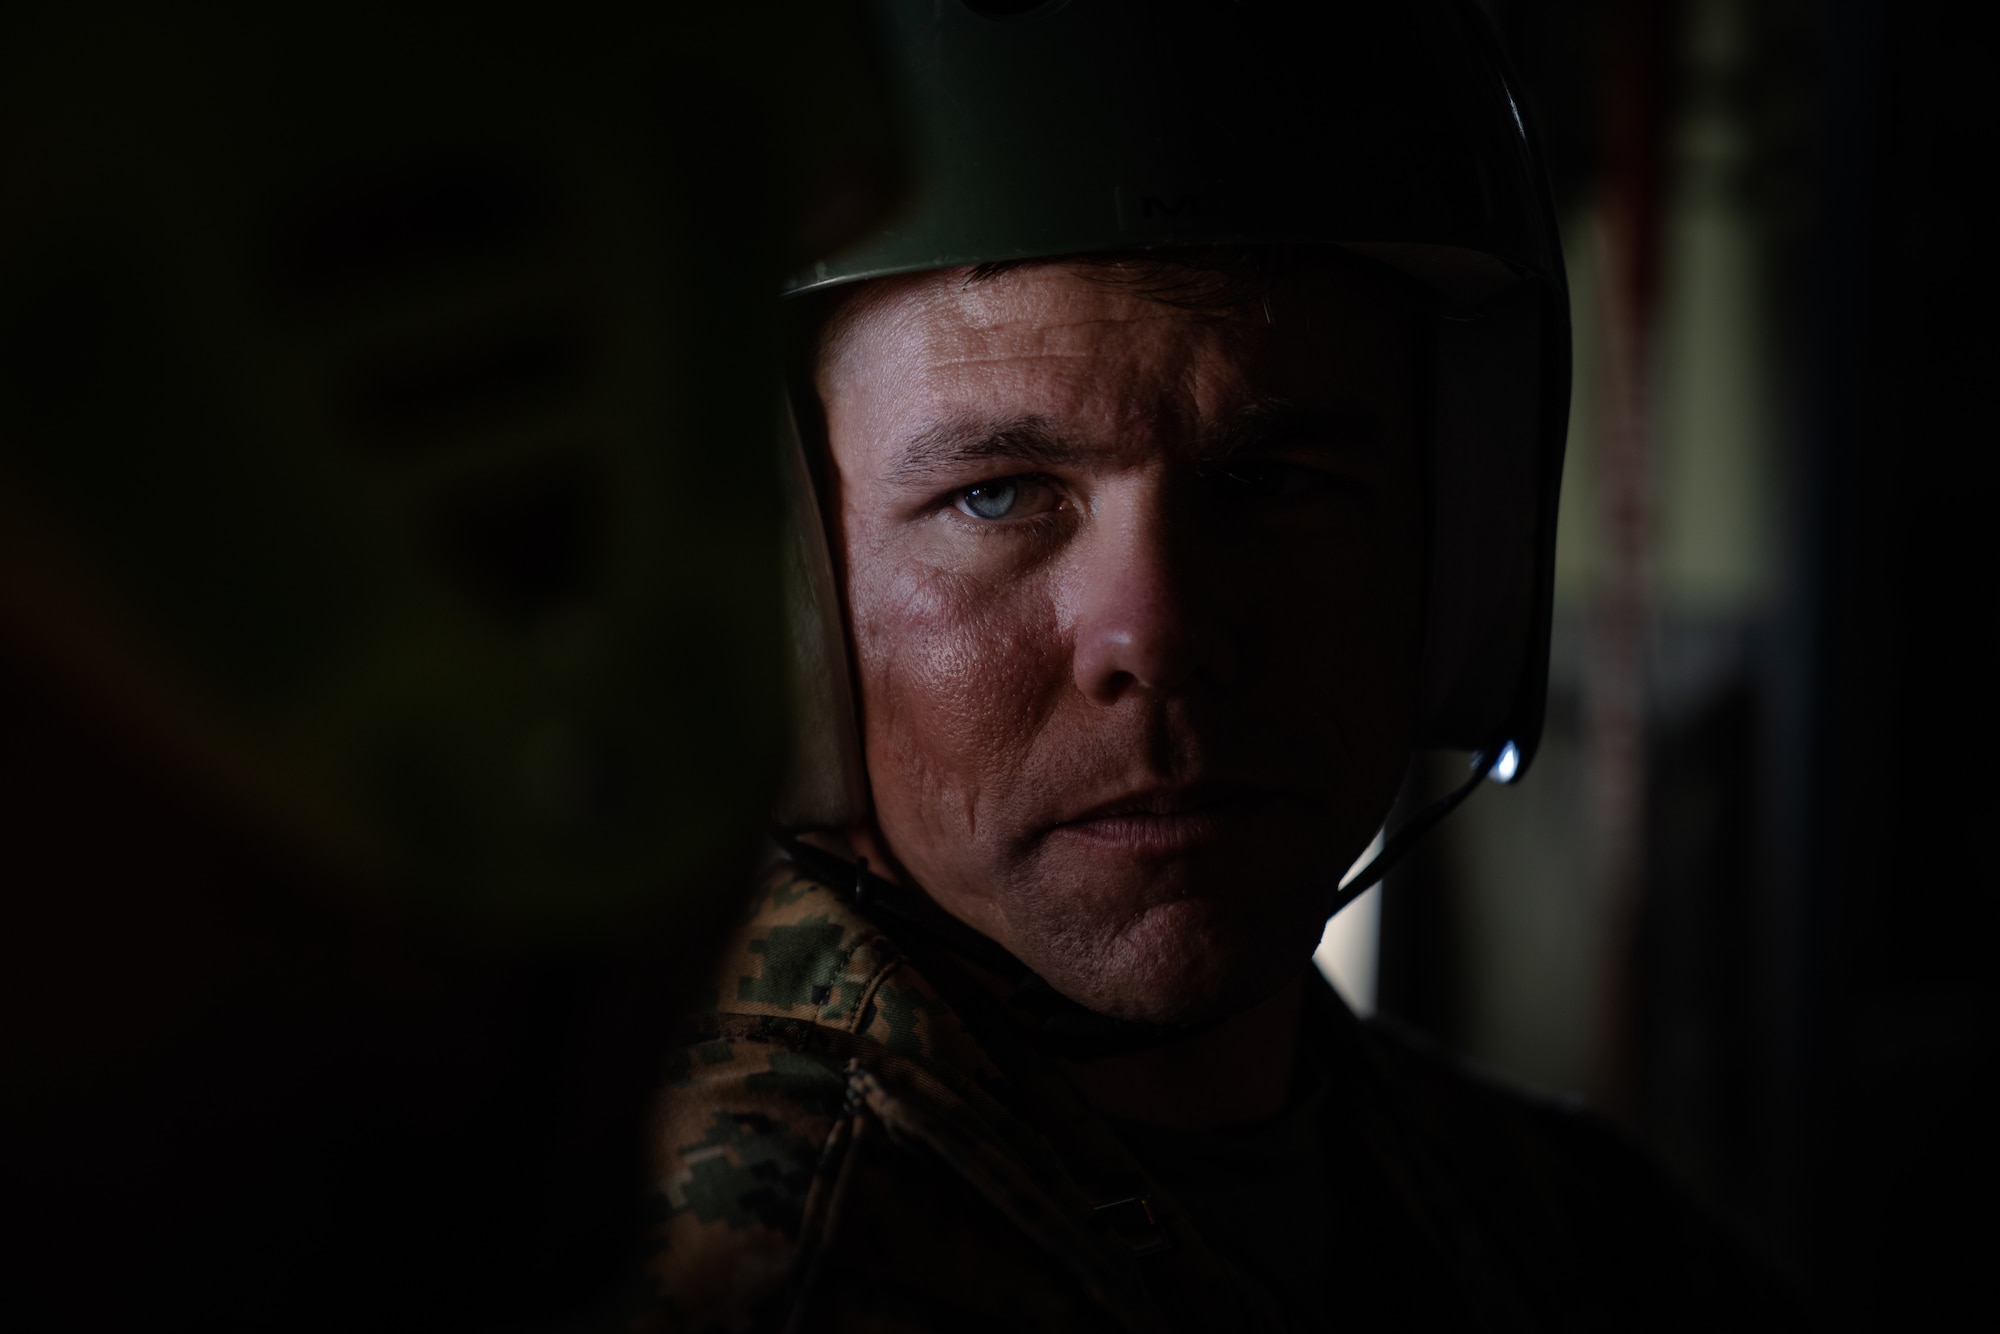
[1253,484,1427,771]
[845,554,1067,823]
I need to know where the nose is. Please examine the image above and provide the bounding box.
[1067,493,1238,705]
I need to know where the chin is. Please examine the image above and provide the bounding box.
[1019,893,1320,1027]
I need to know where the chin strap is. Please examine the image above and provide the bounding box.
[1323,745,1506,921]
[772,747,1507,1059]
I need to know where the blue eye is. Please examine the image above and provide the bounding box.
[958,479,1019,520]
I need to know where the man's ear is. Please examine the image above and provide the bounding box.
[773,395,870,831]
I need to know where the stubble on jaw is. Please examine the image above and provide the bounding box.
[1008,872,1328,1024]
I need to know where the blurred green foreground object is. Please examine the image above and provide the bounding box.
[0,1,904,938]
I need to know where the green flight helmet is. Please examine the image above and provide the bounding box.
[777,0,1570,841]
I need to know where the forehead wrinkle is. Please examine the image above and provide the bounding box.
[966,309,1204,343]
[943,282,1232,358]
[927,318,1215,381]
[827,267,1282,476]
[839,264,1236,374]
[921,348,1147,374]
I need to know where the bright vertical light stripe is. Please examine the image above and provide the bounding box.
[1315,830,1386,1015]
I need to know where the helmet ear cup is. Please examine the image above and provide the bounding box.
[1417,281,1552,757]
[774,402,870,831]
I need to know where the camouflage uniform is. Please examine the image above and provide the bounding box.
[639,859,1797,1332]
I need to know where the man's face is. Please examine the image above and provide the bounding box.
[817,259,1426,1025]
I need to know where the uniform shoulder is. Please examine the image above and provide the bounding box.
[1355,1009,1695,1215]
[1354,1011,1805,1329]
[639,861,1012,1331]
[691,860,1004,1079]
[683,862,893,1030]
[641,1029,852,1333]
[1355,1008,1589,1136]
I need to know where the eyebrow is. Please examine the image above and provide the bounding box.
[883,398,1385,486]
[885,415,1087,485]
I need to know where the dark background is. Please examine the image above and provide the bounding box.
[0,4,899,1329]
[1379,1,2000,1327]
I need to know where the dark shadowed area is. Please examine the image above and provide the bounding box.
[0,3,902,1329]
[1374,3,1999,1329]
